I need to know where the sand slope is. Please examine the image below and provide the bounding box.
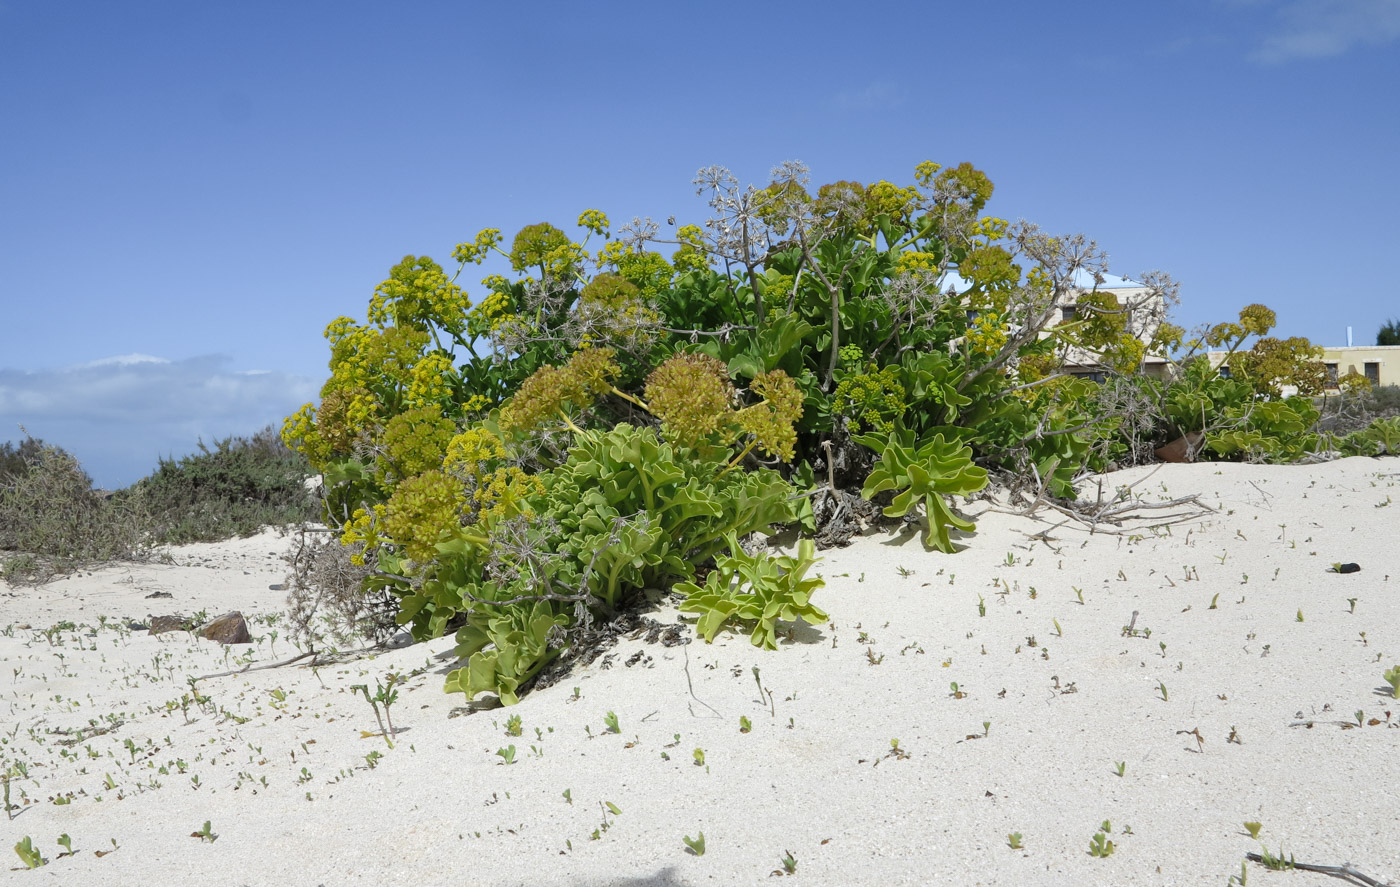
[2,457,1398,886]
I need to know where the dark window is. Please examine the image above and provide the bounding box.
[966,309,980,323]
[1326,363,1339,386]
[1219,365,1232,379]
[1060,305,1078,322]
[1365,362,1381,385]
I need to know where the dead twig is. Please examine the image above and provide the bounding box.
[191,649,319,681]
[1244,852,1394,887]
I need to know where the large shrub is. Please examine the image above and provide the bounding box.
[128,425,319,545]
[284,159,1199,705]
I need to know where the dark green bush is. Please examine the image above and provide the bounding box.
[0,436,45,484]
[127,426,319,545]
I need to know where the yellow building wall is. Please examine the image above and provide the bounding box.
[1318,346,1400,389]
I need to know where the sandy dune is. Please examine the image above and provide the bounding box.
[2,457,1398,886]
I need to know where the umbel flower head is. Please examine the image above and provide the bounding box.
[499,347,621,436]
[644,352,736,448]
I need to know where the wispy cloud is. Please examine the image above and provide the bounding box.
[833,81,906,112]
[0,355,319,488]
[1249,0,1400,62]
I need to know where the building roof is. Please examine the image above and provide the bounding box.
[940,269,1141,294]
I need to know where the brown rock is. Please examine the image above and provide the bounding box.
[1155,431,1205,463]
[200,612,251,645]
[148,615,190,635]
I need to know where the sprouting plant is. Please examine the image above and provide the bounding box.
[982,720,990,738]
[505,714,523,736]
[1348,598,1358,613]
[563,788,572,805]
[1296,609,1304,623]
[496,745,516,765]
[1157,681,1169,702]
[1114,761,1126,777]
[1384,665,1400,699]
[603,711,620,734]
[949,682,965,699]
[364,750,382,769]
[1257,844,1295,871]
[1159,641,1167,658]
[13,835,46,868]
[1007,832,1024,850]
[56,834,72,857]
[351,674,399,747]
[683,832,706,856]
[1229,860,1249,886]
[1209,593,1219,610]
[897,564,913,578]
[1073,586,1084,604]
[1053,619,1062,637]
[778,849,797,874]
[1088,829,1115,858]
[977,595,986,617]
[739,716,752,734]
[191,820,217,843]
[1244,821,1262,839]
[693,748,705,767]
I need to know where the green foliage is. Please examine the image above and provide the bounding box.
[13,835,45,868]
[854,428,989,552]
[676,534,827,650]
[0,440,145,581]
[1206,397,1321,463]
[1378,318,1400,347]
[1339,416,1400,456]
[0,436,44,484]
[1383,665,1400,699]
[128,426,319,545]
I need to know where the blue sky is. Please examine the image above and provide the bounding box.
[2,0,1397,488]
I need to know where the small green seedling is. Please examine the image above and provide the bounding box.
[1244,821,1262,839]
[693,748,705,767]
[1053,618,1062,637]
[1384,665,1400,699]
[1088,829,1115,858]
[1007,832,1023,850]
[778,850,797,874]
[1073,586,1084,604]
[603,711,620,734]
[1296,609,1304,623]
[13,836,46,868]
[605,801,622,815]
[191,820,217,843]
[505,714,523,737]
[739,716,752,734]
[1114,761,1126,777]
[496,745,516,765]
[1348,598,1358,613]
[1209,593,1219,610]
[977,595,985,617]
[1258,844,1295,871]
[1157,681,1169,702]
[563,788,572,805]
[683,832,706,856]
[56,834,72,857]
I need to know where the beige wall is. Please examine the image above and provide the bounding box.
[1318,346,1400,389]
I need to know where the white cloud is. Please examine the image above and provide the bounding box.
[0,354,320,488]
[1250,0,1400,62]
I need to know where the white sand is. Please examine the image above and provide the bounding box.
[2,457,1398,885]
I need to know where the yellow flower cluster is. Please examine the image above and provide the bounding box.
[326,322,430,392]
[735,370,804,460]
[967,311,1008,358]
[914,161,944,186]
[468,290,518,339]
[577,209,609,237]
[960,245,1021,293]
[970,216,1009,241]
[442,427,542,526]
[498,347,621,436]
[378,470,462,564]
[405,352,453,408]
[339,503,386,564]
[832,363,907,434]
[509,223,586,278]
[644,352,736,447]
[865,180,919,223]
[896,251,942,275]
[380,406,456,481]
[368,256,471,334]
[452,228,503,265]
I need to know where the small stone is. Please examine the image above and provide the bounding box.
[200,611,251,645]
[144,590,173,599]
[149,615,190,635]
